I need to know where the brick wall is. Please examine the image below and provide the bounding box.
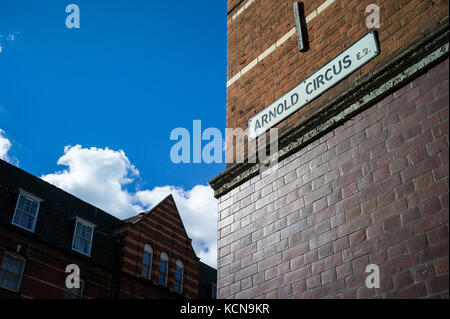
[0,226,113,299]
[116,195,200,299]
[225,0,449,161]
[216,58,449,299]
[0,165,200,299]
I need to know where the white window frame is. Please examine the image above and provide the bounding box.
[0,252,26,293]
[71,217,96,257]
[158,252,169,287]
[174,259,184,294]
[11,190,42,233]
[141,244,153,279]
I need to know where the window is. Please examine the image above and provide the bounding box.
[174,260,184,293]
[158,252,169,286]
[12,192,41,232]
[64,279,84,299]
[141,244,153,279]
[71,217,95,257]
[0,252,26,292]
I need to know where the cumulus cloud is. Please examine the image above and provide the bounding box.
[42,145,142,218]
[0,129,13,163]
[42,145,218,268]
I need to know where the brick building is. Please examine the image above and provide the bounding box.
[114,195,200,299]
[0,159,201,299]
[210,0,449,298]
[199,261,218,299]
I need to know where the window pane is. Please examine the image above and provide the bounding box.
[175,267,182,280]
[26,214,33,229]
[13,194,39,231]
[143,252,151,265]
[85,226,92,239]
[158,261,167,286]
[0,270,19,290]
[72,237,80,251]
[75,222,82,235]
[0,254,25,292]
[174,266,183,293]
[81,239,88,254]
[72,221,93,256]
[17,196,26,210]
[24,199,32,213]
[79,225,86,238]
[159,260,167,272]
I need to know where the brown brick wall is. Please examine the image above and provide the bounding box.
[228,0,245,13]
[0,226,112,299]
[116,196,200,299]
[226,0,449,160]
[0,187,200,299]
[217,59,449,298]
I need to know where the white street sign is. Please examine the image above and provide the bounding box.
[249,31,380,140]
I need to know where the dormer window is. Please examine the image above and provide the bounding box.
[71,217,95,257]
[12,191,41,233]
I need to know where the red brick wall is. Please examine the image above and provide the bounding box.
[0,226,112,299]
[216,59,449,298]
[116,196,200,299]
[228,0,244,12]
[225,0,449,160]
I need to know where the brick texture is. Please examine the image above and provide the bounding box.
[225,0,449,162]
[217,59,449,299]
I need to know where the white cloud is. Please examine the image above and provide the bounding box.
[42,145,218,268]
[42,145,142,218]
[135,185,218,268]
[0,129,12,162]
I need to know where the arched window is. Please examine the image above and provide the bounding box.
[141,244,153,279]
[158,252,169,286]
[174,260,184,293]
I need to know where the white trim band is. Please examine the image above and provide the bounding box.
[227,0,337,88]
[229,0,256,22]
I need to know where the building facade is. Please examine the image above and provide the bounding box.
[0,159,201,299]
[210,0,449,298]
[114,195,200,299]
[199,261,218,299]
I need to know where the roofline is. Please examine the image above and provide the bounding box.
[0,159,123,225]
[122,193,195,244]
[122,194,174,223]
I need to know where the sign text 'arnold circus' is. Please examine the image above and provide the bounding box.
[248,31,380,140]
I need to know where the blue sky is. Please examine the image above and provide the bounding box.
[0,0,226,267]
